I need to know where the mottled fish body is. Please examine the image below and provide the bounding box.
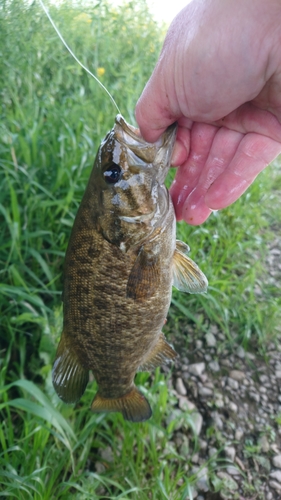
[53,115,207,422]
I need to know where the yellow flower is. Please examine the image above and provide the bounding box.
[97,67,105,77]
[74,13,92,24]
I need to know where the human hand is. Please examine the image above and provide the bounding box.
[135,0,281,224]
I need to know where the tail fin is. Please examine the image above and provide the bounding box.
[52,333,89,404]
[91,386,152,423]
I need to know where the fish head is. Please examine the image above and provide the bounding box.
[91,114,177,249]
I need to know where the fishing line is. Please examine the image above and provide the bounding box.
[38,0,121,114]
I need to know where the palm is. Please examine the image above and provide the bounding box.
[135,0,281,225]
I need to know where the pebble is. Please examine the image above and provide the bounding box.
[208,360,220,372]
[269,470,281,482]
[206,332,216,347]
[227,377,239,390]
[100,446,114,462]
[190,412,203,436]
[236,346,245,358]
[178,396,195,411]
[235,428,244,440]
[188,362,206,377]
[272,455,281,469]
[228,401,238,413]
[260,435,270,453]
[226,465,241,476]
[249,391,260,403]
[176,377,187,396]
[229,370,246,381]
[208,447,218,458]
[198,386,213,397]
[199,439,207,450]
[211,411,224,430]
[225,446,236,461]
[95,462,106,473]
[196,466,209,492]
[216,472,238,490]
[269,480,281,493]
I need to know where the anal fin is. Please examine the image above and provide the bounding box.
[52,333,89,404]
[139,333,178,371]
[91,387,152,423]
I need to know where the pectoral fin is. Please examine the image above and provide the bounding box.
[172,240,208,293]
[139,333,177,371]
[91,387,152,422]
[127,246,159,300]
[52,333,89,404]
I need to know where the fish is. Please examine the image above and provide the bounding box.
[52,114,208,423]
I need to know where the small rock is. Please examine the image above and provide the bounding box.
[269,480,281,493]
[228,401,238,413]
[198,386,213,397]
[266,493,273,500]
[229,370,246,381]
[191,453,199,464]
[195,340,203,349]
[216,472,238,490]
[276,371,281,379]
[227,377,239,390]
[211,411,224,430]
[178,397,196,411]
[269,470,281,482]
[100,446,114,462]
[235,428,244,440]
[206,332,216,347]
[210,324,218,334]
[208,360,220,372]
[249,391,260,403]
[199,439,207,450]
[226,465,241,476]
[188,362,206,377]
[196,466,209,492]
[225,446,236,461]
[272,455,281,469]
[95,462,106,473]
[190,412,203,436]
[208,447,218,458]
[236,345,245,358]
[176,377,187,396]
[260,435,270,453]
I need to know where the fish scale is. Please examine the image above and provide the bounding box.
[53,115,208,422]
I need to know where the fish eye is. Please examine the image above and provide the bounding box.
[103,163,122,184]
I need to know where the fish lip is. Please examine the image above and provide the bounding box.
[119,212,155,224]
[114,114,177,150]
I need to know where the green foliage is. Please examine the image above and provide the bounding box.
[1,0,281,498]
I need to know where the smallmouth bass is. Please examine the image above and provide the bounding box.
[53,115,207,422]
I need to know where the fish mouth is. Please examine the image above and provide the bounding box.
[114,114,177,173]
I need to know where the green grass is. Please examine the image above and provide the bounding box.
[1,0,281,498]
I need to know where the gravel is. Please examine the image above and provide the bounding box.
[164,229,281,499]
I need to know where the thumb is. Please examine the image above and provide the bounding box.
[135,72,178,142]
